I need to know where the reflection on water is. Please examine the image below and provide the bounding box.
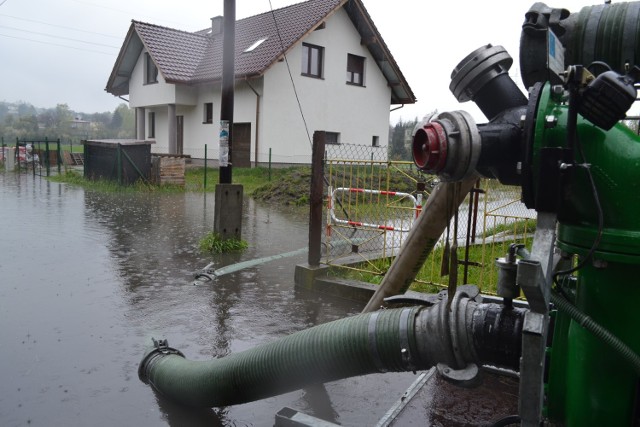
[0,173,417,427]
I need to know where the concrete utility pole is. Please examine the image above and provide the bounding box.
[213,0,243,240]
[219,0,235,184]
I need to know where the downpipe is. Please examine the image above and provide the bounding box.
[139,289,525,408]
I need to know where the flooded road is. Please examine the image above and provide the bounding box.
[0,173,417,427]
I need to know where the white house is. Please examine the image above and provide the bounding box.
[105,0,415,165]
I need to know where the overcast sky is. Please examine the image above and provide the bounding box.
[0,0,594,123]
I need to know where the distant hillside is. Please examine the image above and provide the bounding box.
[0,101,134,142]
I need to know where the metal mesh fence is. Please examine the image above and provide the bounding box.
[323,143,436,273]
[414,178,537,294]
[323,143,537,294]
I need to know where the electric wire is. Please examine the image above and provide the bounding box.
[552,137,604,280]
[267,0,312,148]
[586,60,613,76]
[267,1,357,235]
[552,82,604,284]
[0,24,120,48]
[0,13,122,39]
[0,33,114,55]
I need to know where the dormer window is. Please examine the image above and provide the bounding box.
[145,53,158,84]
[244,37,267,53]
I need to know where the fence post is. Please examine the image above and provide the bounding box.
[16,138,20,173]
[269,147,272,181]
[308,131,326,267]
[117,143,122,185]
[44,137,50,176]
[33,140,36,178]
[57,139,61,174]
[204,144,208,190]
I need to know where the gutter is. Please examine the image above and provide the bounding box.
[245,77,261,166]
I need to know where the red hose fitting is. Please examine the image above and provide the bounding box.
[412,121,448,174]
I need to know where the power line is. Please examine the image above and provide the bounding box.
[268,0,312,148]
[0,24,120,48]
[0,33,114,55]
[68,0,142,16]
[68,0,197,29]
[0,13,122,39]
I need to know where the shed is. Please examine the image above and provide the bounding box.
[83,139,154,185]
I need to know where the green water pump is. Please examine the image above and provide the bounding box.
[412,2,640,425]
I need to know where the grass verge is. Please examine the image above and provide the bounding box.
[332,218,536,295]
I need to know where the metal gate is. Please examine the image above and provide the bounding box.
[323,143,434,275]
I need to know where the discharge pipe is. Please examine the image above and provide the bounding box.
[363,175,479,312]
[139,290,525,408]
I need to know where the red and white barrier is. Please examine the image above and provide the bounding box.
[327,186,421,233]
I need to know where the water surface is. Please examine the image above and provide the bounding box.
[0,173,417,426]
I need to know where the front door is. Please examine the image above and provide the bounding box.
[232,122,251,167]
[176,116,184,155]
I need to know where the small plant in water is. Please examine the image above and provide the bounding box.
[199,231,248,254]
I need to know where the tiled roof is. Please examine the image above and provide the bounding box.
[106,0,415,103]
[193,0,344,82]
[134,22,207,83]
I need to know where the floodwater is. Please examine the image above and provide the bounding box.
[0,172,417,427]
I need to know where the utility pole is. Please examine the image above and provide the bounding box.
[214,0,243,240]
[219,0,234,184]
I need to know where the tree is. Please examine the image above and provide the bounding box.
[14,115,39,138]
[113,103,135,138]
[388,118,419,161]
[0,103,9,122]
[624,118,639,134]
[17,102,36,117]
[39,110,56,130]
[109,108,123,130]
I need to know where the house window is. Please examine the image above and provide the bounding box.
[347,54,365,86]
[148,112,155,138]
[325,131,340,145]
[204,103,213,124]
[301,43,323,78]
[372,136,379,147]
[145,53,158,84]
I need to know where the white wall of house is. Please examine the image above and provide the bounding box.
[129,51,176,109]
[176,80,261,159]
[129,7,393,163]
[261,7,392,163]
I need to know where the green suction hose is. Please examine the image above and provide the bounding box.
[139,307,425,407]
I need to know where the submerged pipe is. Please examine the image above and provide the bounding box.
[139,293,525,408]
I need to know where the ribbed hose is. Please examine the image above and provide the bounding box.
[139,307,426,408]
[551,290,640,375]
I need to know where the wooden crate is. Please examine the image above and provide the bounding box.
[151,156,185,186]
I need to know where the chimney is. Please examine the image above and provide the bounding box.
[210,16,223,36]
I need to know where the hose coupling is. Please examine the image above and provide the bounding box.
[138,338,185,384]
